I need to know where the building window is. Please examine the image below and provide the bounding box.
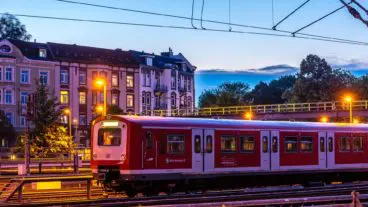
[142,91,146,105]
[0,44,11,53]
[240,136,255,153]
[340,137,350,152]
[143,71,151,87]
[79,115,87,125]
[146,57,153,66]
[60,114,68,124]
[39,71,48,85]
[300,137,313,152]
[20,116,26,127]
[92,91,97,105]
[5,112,12,125]
[0,67,2,81]
[285,137,298,153]
[206,135,213,153]
[171,75,176,89]
[353,137,363,152]
[60,70,69,84]
[127,74,134,88]
[221,135,236,153]
[0,90,2,104]
[79,92,86,104]
[39,48,47,58]
[79,71,86,85]
[5,90,12,104]
[187,96,192,108]
[194,135,201,153]
[127,94,134,107]
[99,92,104,104]
[112,94,119,105]
[188,78,192,91]
[92,71,98,80]
[112,73,118,87]
[20,70,29,84]
[171,92,176,107]
[146,92,151,105]
[5,67,12,81]
[167,135,185,154]
[20,92,28,105]
[60,91,69,104]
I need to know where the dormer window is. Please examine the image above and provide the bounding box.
[39,49,47,58]
[0,44,11,53]
[146,57,153,66]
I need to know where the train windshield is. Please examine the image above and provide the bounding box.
[98,128,121,146]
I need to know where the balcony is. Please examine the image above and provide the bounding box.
[154,103,168,110]
[154,84,168,95]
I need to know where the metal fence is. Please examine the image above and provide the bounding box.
[144,100,368,117]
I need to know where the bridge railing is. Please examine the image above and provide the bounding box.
[144,100,368,117]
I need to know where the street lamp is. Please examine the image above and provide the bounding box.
[64,108,72,137]
[244,112,252,120]
[320,116,328,123]
[94,77,107,116]
[96,105,104,114]
[344,95,353,123]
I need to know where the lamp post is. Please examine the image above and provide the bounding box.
[344,96,353,123]
[94,78,107,116]
[64,108,72,137]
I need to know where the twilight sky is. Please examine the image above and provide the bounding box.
[2,0,367,70]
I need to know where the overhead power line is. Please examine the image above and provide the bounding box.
[272,0,311,30]
[54,0,366,45]
[3,13,368,46]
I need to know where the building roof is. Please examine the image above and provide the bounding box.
[47,42,138,67]
[130,50,183,69]
[9,39,53,61]
[108,115,368,132]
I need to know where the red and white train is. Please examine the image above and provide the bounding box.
[91,115,368,197]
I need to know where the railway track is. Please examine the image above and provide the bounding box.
[2,182,367,206]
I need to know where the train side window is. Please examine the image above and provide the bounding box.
[146,131,153,150]
[194,135,201,153]
[339,137,351,152]
[262,136,268,153]
[221,136,236,153]
[300,136,313,153]
[285,137,297,153]
[272,136,278,153]
[167,135,185,154]
[320,137,325,152]
[206,135,213,153]
[240,136,255,153]
[328,137,333,152]
[353,137,363,152]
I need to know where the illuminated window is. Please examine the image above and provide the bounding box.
[300,137,313,152]
[112,94,119,105]
[353,137,363,152]
[194,135,201,153]
[320,137,325,152]
[262,136,268,152]
[98,128,121,146]
[340,137,350,152]
[92,91,97,105]
[60,91,69,104]
[206,135,213,153]
[112,73,118,87]
[127,94,133,107]
[127,74,134,88]
[285,137,297,153]
[221,136,236,153]
[60,70,69,84]
[79,92,86,104]
[39,49,47,58]
[167,135,185,154]
[240,136,255,153]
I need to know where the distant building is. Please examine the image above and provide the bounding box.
[0,40,196,147]
[131,48,196,116]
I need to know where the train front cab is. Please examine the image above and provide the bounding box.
[91,119,127,185]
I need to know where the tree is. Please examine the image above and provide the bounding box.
[198,89,218,108]
[0,110,16,147]
[0,13,32,41]
[108,104,124,114]
[290,54,355,102]
[353,75,368,99]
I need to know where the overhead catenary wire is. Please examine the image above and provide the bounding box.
[3,13,368,46]
[352,0,368,14]
[272,0,311,30]
[54,0,367,45]
[292,1,353,35]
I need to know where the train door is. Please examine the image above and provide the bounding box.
[318,131,327,169]
[270,130,280,170]
[203,129,215,172]
[260,131,271,171]
[192,129,203,172]
[326,132,335,169]
[142,130,156,169]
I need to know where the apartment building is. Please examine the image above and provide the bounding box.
[131,48,196,115]
[0,40,196,147]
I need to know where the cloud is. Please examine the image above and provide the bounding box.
[197,64,299,75]
[324,56,368,70]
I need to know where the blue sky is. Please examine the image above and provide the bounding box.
[2,0,367,69]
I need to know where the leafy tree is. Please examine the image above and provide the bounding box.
[290,54,355,102]
[0,13,32,41]
[108,104,124,114]
[215,82,250,106]
[198,89,218,108]
[353,75,368,99]
[0,110,16,147]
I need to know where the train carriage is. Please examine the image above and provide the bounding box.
[91,115,368,196]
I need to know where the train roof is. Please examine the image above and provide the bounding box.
[107,116,368,132]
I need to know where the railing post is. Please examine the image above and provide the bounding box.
[324,103,326,111]
[222,107,225,115]
[278,105,280,113]
[263,105,266,113]
[236,107,238,115]
[365,101,367,110]
[209,108,212,116]
[308,103,311,111]
[293,104,296,112]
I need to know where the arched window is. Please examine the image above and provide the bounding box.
[171,92,176,107]
[187,96,192,108]
[142,91,146,105]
